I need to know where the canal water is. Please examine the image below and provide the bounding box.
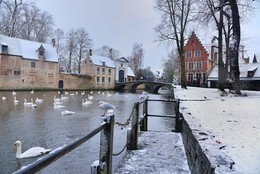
[0,90,175,174]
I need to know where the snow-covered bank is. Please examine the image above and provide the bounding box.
[175,86,260,174]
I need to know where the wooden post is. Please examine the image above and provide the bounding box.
[127,103,139,150]
[99,114,114,174]
[140,98,148,131]
[175,99,182,132]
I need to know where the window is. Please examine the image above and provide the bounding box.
[2,45,8,53]
[14,71,20,76]
[108,77,111,85]
[197,61,202,70]
[96,76,100,85]
[31,62,36,68]
[102,68,105,75]
[188,73,193,82]
[108,69,111,75]
[97,67,100,74]
[188,62,193,70]
[102,77,105,85]
[30,72,36,82]
[48,74,54,84]
[39,50,44,56]
[195,50,201,57]
[186,51,192,58]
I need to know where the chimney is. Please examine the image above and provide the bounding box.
[89,49,92,56]
[109,48,112,59]
[51,39,55,47]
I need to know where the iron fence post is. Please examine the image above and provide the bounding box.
[99,114,115,174]
[175,99,182,132]
[127,102,139,150]
[140,98,148,131]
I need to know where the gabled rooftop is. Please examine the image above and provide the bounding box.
[0,34,58,62]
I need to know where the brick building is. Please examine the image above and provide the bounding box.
[178,32,214,86]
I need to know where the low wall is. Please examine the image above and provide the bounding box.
[181,114,234,174]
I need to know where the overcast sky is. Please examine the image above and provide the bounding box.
[34,0,260,73]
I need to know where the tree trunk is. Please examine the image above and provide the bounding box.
[218,1,225,91]
[229,0,241,94]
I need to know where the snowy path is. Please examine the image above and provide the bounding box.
[115,131,190,174]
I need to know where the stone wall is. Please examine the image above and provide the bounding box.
[181,114,234,174]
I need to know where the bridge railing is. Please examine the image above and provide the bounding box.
[127,98,182,150]
[14,114,115,174]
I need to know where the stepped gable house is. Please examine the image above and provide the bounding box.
[0,35,59,89]
[178,32,214,87]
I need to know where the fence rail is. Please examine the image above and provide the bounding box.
[13,98,182,174]
[127,98,182,150]
[14,114,115,174]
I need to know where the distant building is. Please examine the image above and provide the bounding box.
[114,57,135,82]
[178,32,215,87]
[81,53,116,89]
[208,54,260,90]
[0,35,59,89]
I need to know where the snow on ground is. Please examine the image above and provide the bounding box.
[115,131,190,174]
[175,86,260,174]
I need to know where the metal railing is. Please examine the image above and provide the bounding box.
[13,98,182,174]
[14,114,115,174]
[127,98,182,150]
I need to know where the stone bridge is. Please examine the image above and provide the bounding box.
[115,81,174,94]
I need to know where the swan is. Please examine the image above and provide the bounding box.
[24,99,33,106]
[14,97,19,104]
[13,140,51,159]
[35,98,43,103]
[2,96,6,101]
[54,96,61,102]
[53,103,66,109]
[88,95,93,100]
[82,99,92,106]
[61,110,75,115]
[30,90,34,94]
[12,91,16,96]
[60,95,68,101]
[30,99,37,108]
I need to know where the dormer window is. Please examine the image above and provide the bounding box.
[102,61,105,66]
[2,43,8,54]
[37,44,45,59]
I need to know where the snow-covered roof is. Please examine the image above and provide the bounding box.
[127,67,135,77]
[90,55,115,68]
[208,63,260,80]
[0,34,58,62]
[115,56,129,62]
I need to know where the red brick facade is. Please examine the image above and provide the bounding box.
[178,32,214,86]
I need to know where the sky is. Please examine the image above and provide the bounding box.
[34,0,260,73]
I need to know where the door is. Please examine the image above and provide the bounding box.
[119,70,124,82]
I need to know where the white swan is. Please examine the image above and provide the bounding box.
[13,140,51,159]
[30,99,37,108]
[88,95,93,100]
[2,96,6,101]
[12,91,16,96]
[14,97,19,104]
[24,99,33,106]
[61,110,75,115]
[53,103,66,109]
[35,98,43,103]
[82,99,92,106]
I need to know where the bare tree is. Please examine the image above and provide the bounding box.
[162,49,178,83]
[0,0,54,42]
[0,0,24,37]
[75,28,93,74]
[128,42,144,75]
[155,0,196,89]
[65,28,77,73]
[95,45,121,60]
